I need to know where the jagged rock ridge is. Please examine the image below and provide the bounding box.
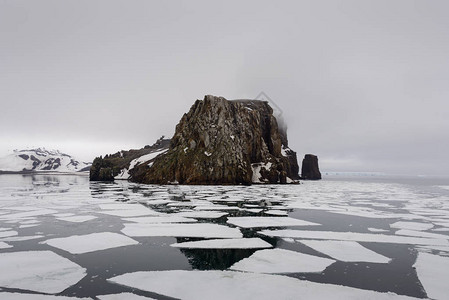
[131,95,300,185]
[0,148,90,173]
[89,137,170,181]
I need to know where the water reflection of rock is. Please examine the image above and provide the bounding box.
[176,237,277,270]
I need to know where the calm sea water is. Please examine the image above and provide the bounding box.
[0,174,448,299]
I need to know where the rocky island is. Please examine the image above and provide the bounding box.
[90,95,321,184]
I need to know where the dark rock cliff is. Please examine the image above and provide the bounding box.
[89,137,170,181]
[131,95,300,185]
[301,154,322,180]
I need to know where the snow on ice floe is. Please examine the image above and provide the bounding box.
[0,230,17,238]
[0,209,58,220]
[227,217,319,228]
[0,241,12,249]
[368,228,389,233]
[43,232,139,254]
[0,251,86,293]
[264,210,288,216]
[121,223,242,238]
[0,293,90,299]
[56,215,97,223]
[230,248,335,273]
[108,270,417,300]
[123,216,197,223]
[299,240,391,263]
[173,211,228,219]
[1,235,44,242]
[394,229,449,240]
[259,230,449,246]
[390,221,434,231]
[98,293,154,299]
[171,238,272,249]
[413,252,449,300]
[98,209,159,217]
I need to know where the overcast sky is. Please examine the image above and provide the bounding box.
[1,0,448,176]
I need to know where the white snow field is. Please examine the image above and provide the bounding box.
[108,270,418,300]
[299,240,391,263]
[413,252,449,300]
[0,251,86,293]
[43,232,139,254]
[229,248,335,273]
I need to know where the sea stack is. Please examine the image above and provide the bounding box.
[301,154,322,180]
[131,95,300,185]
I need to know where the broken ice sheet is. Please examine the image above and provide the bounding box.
[108,270,417,300]
[390,221,434,231]
[173,211,228,219]
[123,216,197,223]
[0,251,86,294]
[413,252,449,300]
[97,293,154,300]
[227,216,319,228]
[0,241,12,249]
[259,230,449,246]
[171,238,272,249]
[98,209,159,217]
[299,240,391,263]
[229,248,335,273]
[121,223,242,238]
[43,232,139,254]
[0,292,90,299]
[0,230,17,238]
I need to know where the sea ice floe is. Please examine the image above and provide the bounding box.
[0,209,58,220]
[56,215,97,223]
[299,240,391,263]
[19,224,40,229]
[0,227,12,231]
[0,241,12,249]
[0,292,90,299]
[97,293,154,299]
[98,203,149,210]
[108,270,417,300]
[171,238,272,249]
[394,229,449,240]
[259,230,449,246]
[390,221,434,231]
[413,252,449,300]
[0,251,86,293]
[123,216,197,223]
[264,210,288,216]
[230,248,335,273]
[43,232,139,254]
[0,230,17,238]
[121,223,242,238]
[98,209,159,217]
[1,235,45,242]
[227,217,319,228]
[52,213,75,217]
[174,211,228,219]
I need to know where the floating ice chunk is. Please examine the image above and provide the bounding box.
[57,215,97,223]
[227,217,319,228]
[99,203,149,210]
[413,252,449,300]
[0,230,17,238]
[394,229,449,240]
[123,216,197,223]
[0,241,12,249]
[368,228,389,233]
[171,238,272,249]
[0,292,91,299]
[174,211,228,219]
[264,210,288,216]
[98,293,154,299]
[299,240,391,263]
[0,235,43,242]
[19,224,40,229]
[241,208,263,213]
[0,227,12,231]
[52,213,75,217]
[98,209,159,217]
[0,209,58,220]
[230,248,335,273]
[109,270,416,300]
[43,232,139,254]
[390,221,434,231]
[194,205,239,211]
[259,230,449,246]
[121,223,242,238]
[0,251,86,293]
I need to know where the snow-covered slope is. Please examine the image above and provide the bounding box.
[0,148,91,173]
